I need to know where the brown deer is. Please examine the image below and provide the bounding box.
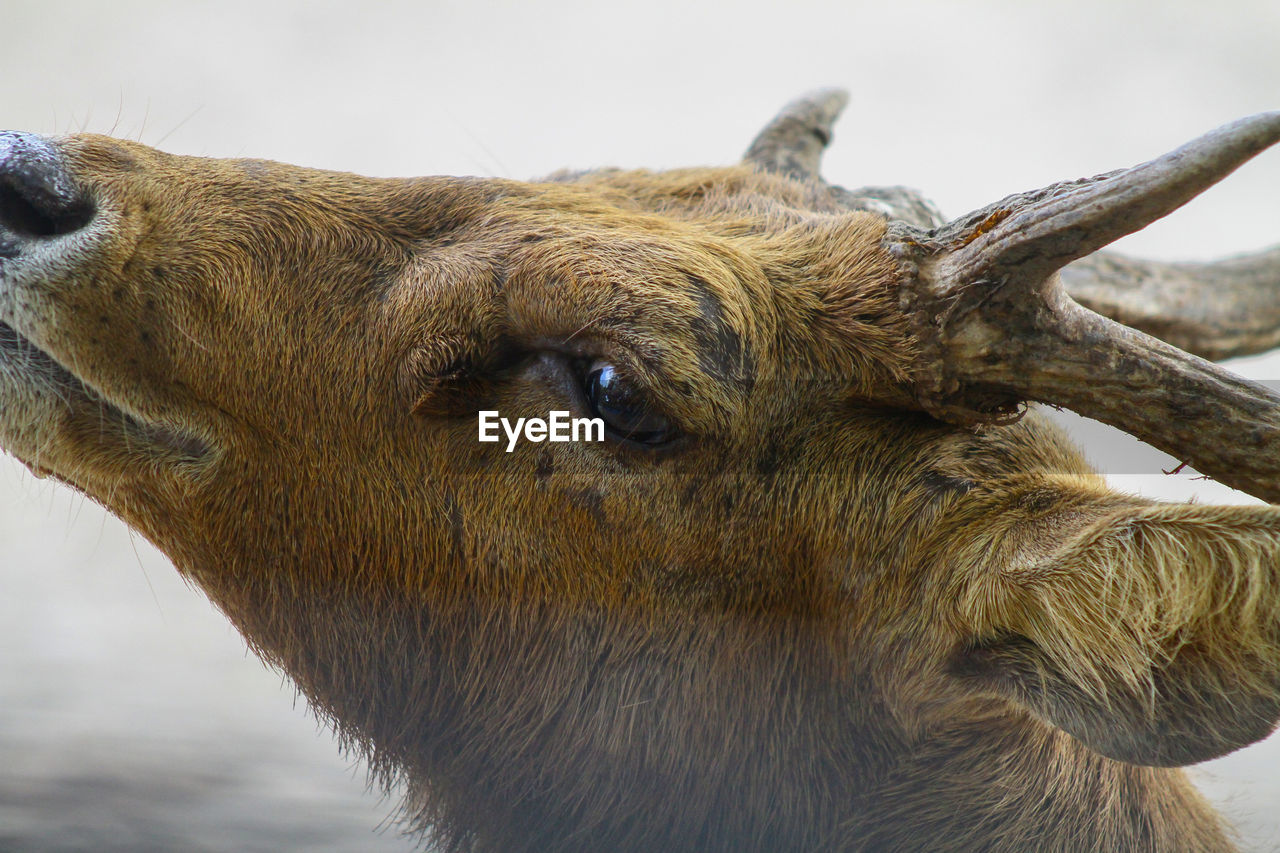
[2,90,1280,851]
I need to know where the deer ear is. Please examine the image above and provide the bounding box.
[949,501,1280,767]
[951,632,1280,767]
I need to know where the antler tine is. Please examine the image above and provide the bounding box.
[889,112,1280,503]
[744,88,849,180]
[930,111,1280,287]
[1062,247,1280,362]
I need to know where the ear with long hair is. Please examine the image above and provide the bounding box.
[949,495,1280,766]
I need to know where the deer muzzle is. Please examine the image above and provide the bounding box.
[0,131,212,484]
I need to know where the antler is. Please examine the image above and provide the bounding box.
[744,88,849,179]
[1061,247,1280,361]
[887,112,1280,502]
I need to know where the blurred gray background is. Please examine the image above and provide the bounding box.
[2,0,1279,850]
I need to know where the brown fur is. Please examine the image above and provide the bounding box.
[2,131,1277,851]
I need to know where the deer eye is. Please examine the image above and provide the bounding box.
[583,361,676,445]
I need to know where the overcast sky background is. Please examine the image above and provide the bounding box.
[2,1,1279,849]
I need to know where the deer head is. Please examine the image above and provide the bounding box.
[2,91,1279,851]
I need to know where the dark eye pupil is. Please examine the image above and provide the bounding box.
[585,362,673,444]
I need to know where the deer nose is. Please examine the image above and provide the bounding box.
[0,132,96,254]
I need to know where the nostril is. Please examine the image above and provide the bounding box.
[0,180,84,237]
[0,132,95,239]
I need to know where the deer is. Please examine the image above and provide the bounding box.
[2,89,1280,851]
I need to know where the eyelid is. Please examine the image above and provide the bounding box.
[539,335,723,437]
[529,333,615,363]
[531,335,664,394]
[527,336,640,395]
[526,350,688,453]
